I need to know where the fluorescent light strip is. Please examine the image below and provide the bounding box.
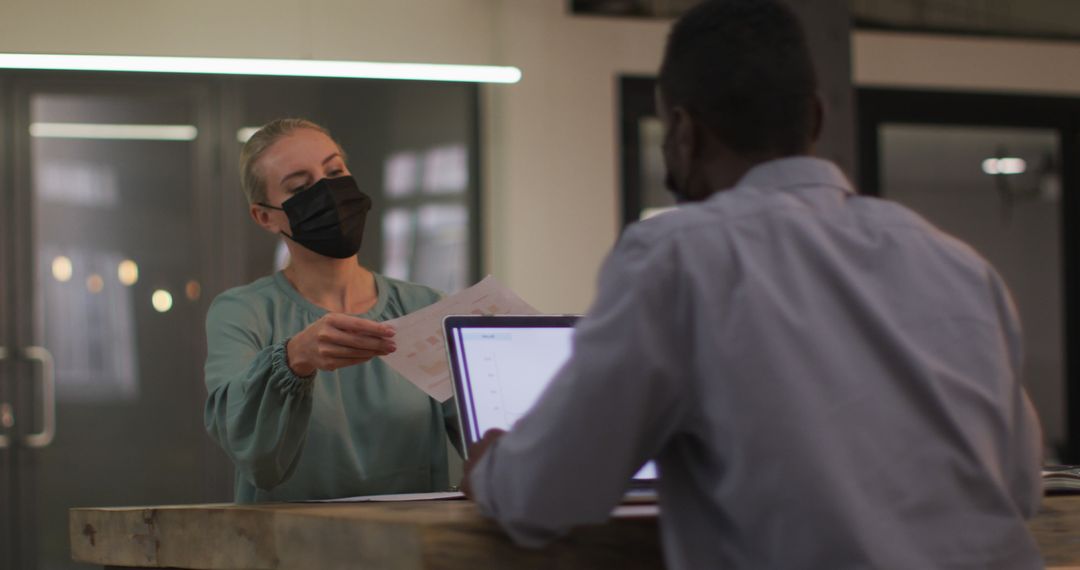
[0,53,522,84]
[982,157,1027,175]
[30,122,198,141]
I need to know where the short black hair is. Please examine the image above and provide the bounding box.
[658,0,818,156]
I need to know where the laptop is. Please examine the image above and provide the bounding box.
[444,314,658,488]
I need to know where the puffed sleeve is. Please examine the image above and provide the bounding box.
[203,292,315,491]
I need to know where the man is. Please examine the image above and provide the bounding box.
[463,1,1044,568]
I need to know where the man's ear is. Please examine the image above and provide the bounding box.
[670,106,698,161]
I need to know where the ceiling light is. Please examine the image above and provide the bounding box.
[30,122,197,141]
[982,157,1027,175]
[0,53,522,84]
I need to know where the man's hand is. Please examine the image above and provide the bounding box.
[286,314,396,376]
[462,428,506,498]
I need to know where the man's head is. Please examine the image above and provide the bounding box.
[657,0,821,202]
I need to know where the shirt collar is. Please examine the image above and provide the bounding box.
[730,156,855,196]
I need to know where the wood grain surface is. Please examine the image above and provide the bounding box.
[71,495,1080,569]
[71,500,661,570]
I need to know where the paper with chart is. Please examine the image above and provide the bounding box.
[380,275,539,402]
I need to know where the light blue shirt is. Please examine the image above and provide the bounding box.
[470,157,1043,569]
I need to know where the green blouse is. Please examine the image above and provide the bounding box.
[204,271,461,503]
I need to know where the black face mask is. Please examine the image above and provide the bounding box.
[259,175,372,259]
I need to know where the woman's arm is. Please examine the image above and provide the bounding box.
[203,294,316,491]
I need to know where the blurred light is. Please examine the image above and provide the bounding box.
[422,145,468,195]
[385,152,420,198]
[236,127,259,144]
[982,157,1027,175]
[0,53,523,84]
[51,256,73,282]
[38,159,119,207]
[118,260,139,286]
[185,280,201,301]
[30,122,197,141]
[640,207,677,220]
[86,274,104,294]
[151,290,173,313]
[274,240,291,273]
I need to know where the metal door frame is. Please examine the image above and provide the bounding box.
[0,72,18,570]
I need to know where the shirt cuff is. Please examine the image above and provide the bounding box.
[269,339,316,398]
[470,442,500,519]
[470,442,562,548]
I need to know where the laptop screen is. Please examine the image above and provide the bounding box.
[445,315,657,482]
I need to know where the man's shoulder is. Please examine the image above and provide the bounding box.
[855,196,992,267]
[618,194,772,258]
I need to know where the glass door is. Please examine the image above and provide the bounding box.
[7,76,232,569]
[0,70,484,569]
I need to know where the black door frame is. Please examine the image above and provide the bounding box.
[858,87,1080,462]
[0,73,17,570]
[618,75,660,229]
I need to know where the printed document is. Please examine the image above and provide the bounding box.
[380,275,538,401]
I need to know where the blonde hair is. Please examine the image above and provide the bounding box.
[238,118,347,205]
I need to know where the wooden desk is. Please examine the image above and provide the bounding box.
[70,500,661,570]
[71,496,1080,569]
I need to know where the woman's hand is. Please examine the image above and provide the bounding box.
[286,314,397,376]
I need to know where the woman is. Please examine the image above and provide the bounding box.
[204,118,459,502]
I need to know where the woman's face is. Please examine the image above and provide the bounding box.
[251,128,350,234]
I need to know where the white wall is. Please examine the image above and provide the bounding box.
[483,2,669,312]
[854,29,1080,95]
[0,0,500,64]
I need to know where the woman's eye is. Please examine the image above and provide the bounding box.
[328,168,345,177]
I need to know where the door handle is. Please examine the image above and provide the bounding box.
[22,346,55,448]
[0,347,8,449]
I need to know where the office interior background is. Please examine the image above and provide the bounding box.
[1,0,1079,567]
